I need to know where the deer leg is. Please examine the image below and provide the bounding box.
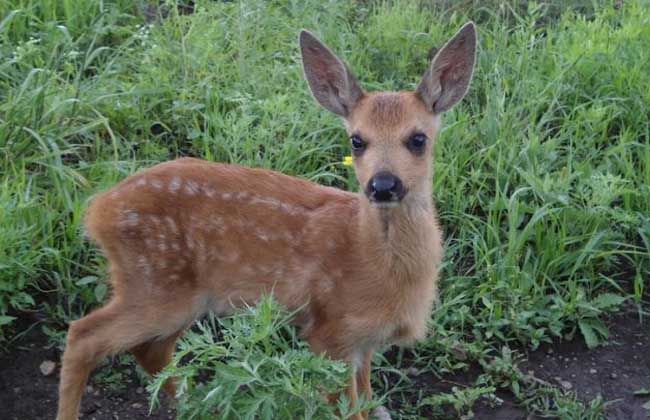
[346,372,365,420]
[356,349,373,419]
[56,297,191,420]
[130,330,183,396]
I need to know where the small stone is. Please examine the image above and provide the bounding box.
[40,360,56,376]
[131,402,143,409]
[136,387,144,394]
[589,368,597,374]
[610,373,618,379]
[371,405,392,420]
[13,387,20,393]
[86,385,94,394]
[546,348,554,354]
[94,401,102,408]
[560,380,573,390]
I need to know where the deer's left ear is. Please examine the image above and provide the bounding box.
[416,22,477,114]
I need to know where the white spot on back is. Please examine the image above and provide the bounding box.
[165,216,178,234]
[151,179,163,190]
[158,233,167,252]
[169,176,182,193]
[122,210,139,227]
[254,228,271,242]
[184,181,199,195]
[248,195,305,216]
[137,255,152,277]
[249,195,281,207]
[135,178,147,187]
[208,216,225,234]
[221,192,232,200]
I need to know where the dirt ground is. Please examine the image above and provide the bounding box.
[1,311,648,420]
[522,310,650,420]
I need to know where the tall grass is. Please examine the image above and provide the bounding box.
[1,0,648,417]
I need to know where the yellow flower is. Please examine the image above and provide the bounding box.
[343,156,354,166]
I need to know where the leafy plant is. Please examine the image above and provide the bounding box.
[150,296,373,420]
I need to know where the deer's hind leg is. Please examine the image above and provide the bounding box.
[130,329,184,396]
[56,285,202,420]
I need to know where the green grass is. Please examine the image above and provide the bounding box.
[1,0,649,418]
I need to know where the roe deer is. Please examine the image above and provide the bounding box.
[56,22,477,420]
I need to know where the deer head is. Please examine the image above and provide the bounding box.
[300,23,477,210]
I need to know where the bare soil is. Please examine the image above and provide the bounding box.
[0,315,173,420]
[521,310,650,420]
[1,311,648,419]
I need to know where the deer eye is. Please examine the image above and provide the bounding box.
[407,133,427,155]
[350,135,366,155]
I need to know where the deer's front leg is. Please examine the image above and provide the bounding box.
[356,349,374,419]
[306,332,365,419]
[345,371,364,420]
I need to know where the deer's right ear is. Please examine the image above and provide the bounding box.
[300,30,364,118]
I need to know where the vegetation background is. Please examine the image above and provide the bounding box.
[0,0,648,418]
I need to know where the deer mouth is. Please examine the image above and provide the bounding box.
[369,200,401,209]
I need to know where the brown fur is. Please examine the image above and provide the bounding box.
[56,23,477,420]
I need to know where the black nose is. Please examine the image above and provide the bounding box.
[366,171,405,202]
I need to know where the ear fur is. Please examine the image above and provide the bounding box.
[416,22,477,113]
[299,30,364,117]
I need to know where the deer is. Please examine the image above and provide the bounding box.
[56,22,477,420]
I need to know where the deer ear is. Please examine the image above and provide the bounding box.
[416,22,477,114]
[300,30,364,117]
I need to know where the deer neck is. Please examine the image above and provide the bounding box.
[357,187,437,281]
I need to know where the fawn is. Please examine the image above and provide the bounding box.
[56,22,477,420]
